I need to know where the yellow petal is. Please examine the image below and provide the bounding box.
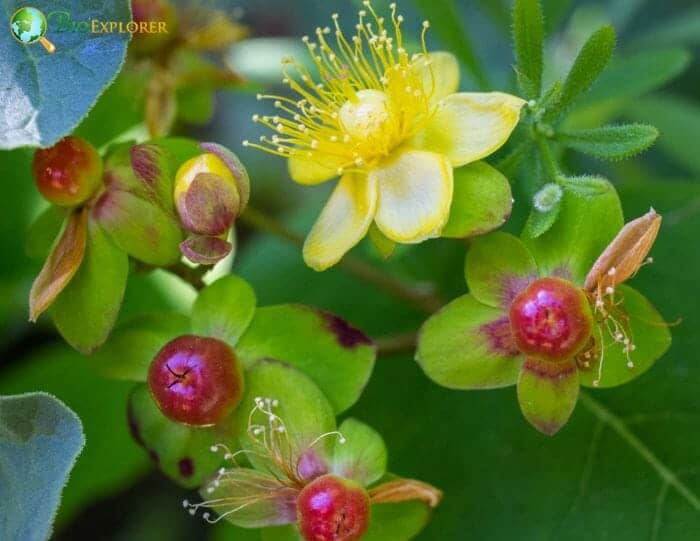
[288,154,342,185]
[303,173,378,271]
[411,51,460,105]
[410,92,526,167]
[372,149,453,243]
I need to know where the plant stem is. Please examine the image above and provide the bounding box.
[536,137,564,183]
[239,208,444,314]
[167,262,206,291]
[579,391,700,511]
[376,332,418,357]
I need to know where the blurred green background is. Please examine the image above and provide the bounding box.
[1,0,699,539]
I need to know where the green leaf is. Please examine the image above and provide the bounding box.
[362,501,433,541]
[559,175,611,197]
[25,206,66,260]
[93,312,191,381]
[51,219,129,353]
[557,124,658,160]
[512,0,544,98]
[235,359,336,465]
[0,0,130,148]
[192,275,257,345]
[579,285,671,388]
[517,359,579,435]
[580,48,690,107]
[128,384,230,488]
[465,232,538,308]
[623,94,700,175]
[523,179,623,284]
[416,294,523,389]
[368,223,396,260]
[236,305,376,414]
[0,392,84,541]
[332,418,387,487]
[441,161,513,239]
[411,0,490,88]
[548,25,616,120]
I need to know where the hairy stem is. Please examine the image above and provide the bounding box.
[239,207,443,314]
[579,391,700,511]
[536,137,564,183]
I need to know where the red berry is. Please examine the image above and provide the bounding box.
[509,277,593,362]
[297,474,370,541]
[32,136,102,207]
[148,335,244,426]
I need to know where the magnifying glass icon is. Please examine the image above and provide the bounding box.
[10,7,56,53]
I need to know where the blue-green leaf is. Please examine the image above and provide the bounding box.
[0,392,84,541]
[0,1,131,148]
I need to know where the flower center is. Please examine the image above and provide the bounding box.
[244,2,434,175]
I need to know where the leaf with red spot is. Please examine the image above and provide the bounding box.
[235,305,376,414]
[416,294,523,389]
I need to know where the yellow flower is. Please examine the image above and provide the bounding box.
[244,2,525,271]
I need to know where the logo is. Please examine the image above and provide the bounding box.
[9,6,56,53]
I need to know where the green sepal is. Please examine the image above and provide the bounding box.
[416,294,523,389]
[235,359,336,473]
[331,418,387,487]
[236,305,376,414]
[191,275,257,345]
[25,206,66,260]
[441,162,512,239]
[512,0,544,99]
[524,197,562,238]
[517,358,579,436]
[51,220,128,353]
[92,312,191,381]
[523,179,623,285]
[465,232,538,308]
[93,188,183,266]
[127,384,234,488]
[557,124,658,161]
[368,223,396,259]
[547,25,616,120]
[579,285,671,388]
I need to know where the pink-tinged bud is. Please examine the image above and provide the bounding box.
[32,136,103,207]
[509,277,593,362]
[148,335,244,426]
[297,474,370,541]
[174,150,248,236]
[199,142,250,211]
[180,235,232,265]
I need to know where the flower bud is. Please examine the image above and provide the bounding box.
[174,148,248,237]
[533,183,563,213]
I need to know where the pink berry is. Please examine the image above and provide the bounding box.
[32,136,102,207]
[509,277,593,362]
[148,335,244,426]
[297,474,370,541]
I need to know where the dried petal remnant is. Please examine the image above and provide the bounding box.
[584,208,661,291]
